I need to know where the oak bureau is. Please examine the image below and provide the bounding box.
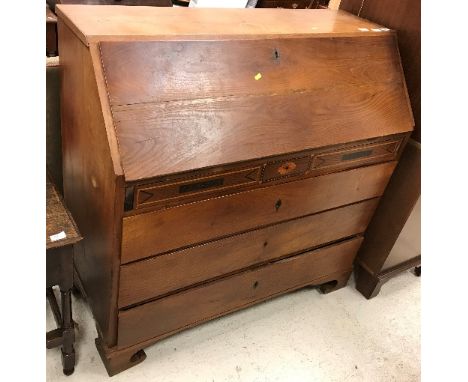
[57,5,414,375]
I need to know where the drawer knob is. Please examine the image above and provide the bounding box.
[277,161,297,176]
[275,199,282,211]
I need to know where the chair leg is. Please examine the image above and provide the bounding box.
[60,289,75,376]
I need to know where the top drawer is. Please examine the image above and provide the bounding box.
[134,166,262,210]
[128,135,405,212]
[121,161,396,264]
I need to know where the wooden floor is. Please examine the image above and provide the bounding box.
[46,271,420,381]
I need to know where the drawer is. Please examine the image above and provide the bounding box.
[119,198,378,307]
[121,161,395,263]
[262,155,311,182]
[117,237,362,347]
[134,166,261,209]
[312,138,402,172]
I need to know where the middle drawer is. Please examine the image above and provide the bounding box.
[119,198,379,308]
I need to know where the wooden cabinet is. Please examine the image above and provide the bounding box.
[340,0,421,298]
[57,5,413,375]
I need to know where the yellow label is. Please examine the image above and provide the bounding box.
[254,73,262,81]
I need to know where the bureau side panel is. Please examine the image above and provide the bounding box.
[58,22,123,346]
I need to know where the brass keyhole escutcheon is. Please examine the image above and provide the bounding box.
[275,199,282,211]
[277,161,297,175]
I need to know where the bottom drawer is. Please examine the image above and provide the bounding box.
[117,236,362,347]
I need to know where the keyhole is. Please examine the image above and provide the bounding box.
[274,48,280,60]
[275,199,282,211]
[263,241,268,247]
[253,281,259,289]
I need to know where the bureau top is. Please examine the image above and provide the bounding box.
[57,5,389,45]
[58,6,414,182]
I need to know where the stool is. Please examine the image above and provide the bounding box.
[46,177,82,375]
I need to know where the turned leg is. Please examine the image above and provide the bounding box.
[318,271,352,294]
[95,338,146,377]
[60,289,75,376]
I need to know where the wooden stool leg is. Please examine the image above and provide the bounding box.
[60,289,75,376]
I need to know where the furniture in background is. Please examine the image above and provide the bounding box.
[46,1,173,57]
[46,5,58,57]
[47,0,173,12]
[56,6,413,375]
[46,177,82,376]
[340,0,421,298]
[172,0,189,5]
[354,140,421,298]
[46,57,63,193]
[256,0,329,8]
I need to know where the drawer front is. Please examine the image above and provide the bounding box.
[118,237,362,347]
[121,161,395,263]
[135,166,261,209]
[312,138,402,172]
[119,198,378,307]
[262,155,311,182]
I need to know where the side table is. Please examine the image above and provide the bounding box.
[46,177,82,375]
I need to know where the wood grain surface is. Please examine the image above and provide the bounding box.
[58,23,124,346]
[113,83,411,180]
[56,7,392,45]
[101,35,412,181]
[340,0,420,142]
[121,162,396,263]
[56,5,414,364]
[119,199,378,307]
[47,177,82,250]
[101,36,401,106]
[126,134,405,213]
[118,237,362,347]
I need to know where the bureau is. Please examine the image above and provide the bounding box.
[57,5,414,375]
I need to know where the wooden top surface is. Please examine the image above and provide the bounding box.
[100,35,413,181]
[47,178,82,249]
[57,6,390,45]
[57,6,412,182]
